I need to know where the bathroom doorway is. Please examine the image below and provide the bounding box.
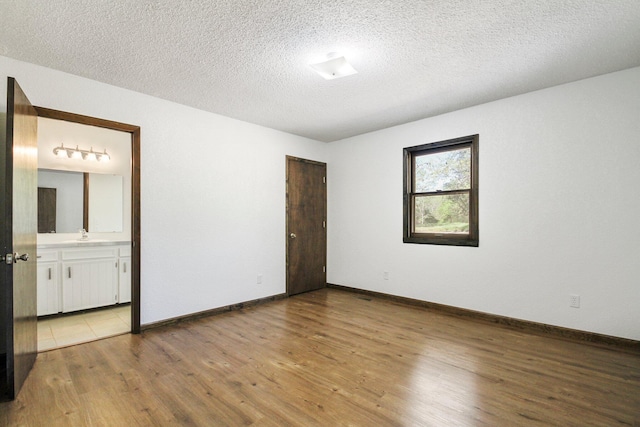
[34,107,140,350]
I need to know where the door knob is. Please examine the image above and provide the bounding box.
[14,253,29,262]
[290,233,296,239]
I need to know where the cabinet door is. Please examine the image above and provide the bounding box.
[36,262,59,316]
[62,259,117,312]
[118,257,131,303]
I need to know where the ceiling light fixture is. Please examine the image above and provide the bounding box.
[309,52,358,80]
[53,144,111,162]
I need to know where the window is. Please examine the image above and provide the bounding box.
[403,134,478,246]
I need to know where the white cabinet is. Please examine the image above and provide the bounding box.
[36,242,131,316]
[36,250,60,316]
[61,247,118,313]
[118,246,131,303]
[62,260,117,313]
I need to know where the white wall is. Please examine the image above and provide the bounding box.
[328,67,640,340]
[0,55,328,325]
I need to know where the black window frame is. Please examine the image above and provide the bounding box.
[403,134,479,247]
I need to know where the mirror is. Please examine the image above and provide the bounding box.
[38,169,123,233]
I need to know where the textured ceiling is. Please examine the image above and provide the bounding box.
[1,1,640,142]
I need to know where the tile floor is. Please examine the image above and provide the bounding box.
[38,305,131,352]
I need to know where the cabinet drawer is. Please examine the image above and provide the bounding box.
[37,251,58,262]
[62,248,118,260]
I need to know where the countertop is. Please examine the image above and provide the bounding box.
[37,240,131,249]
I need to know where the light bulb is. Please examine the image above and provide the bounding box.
[71,146,82,159]
[86,148,97,161]
[55,145,68,158]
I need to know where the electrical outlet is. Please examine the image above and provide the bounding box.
[257,275,263,284]
[570,294,580,308]
[383,271,389,280]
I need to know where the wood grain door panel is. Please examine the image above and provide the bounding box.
[286,157,326,296]
[1,77,38,400]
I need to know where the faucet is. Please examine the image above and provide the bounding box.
[79,229,88,240]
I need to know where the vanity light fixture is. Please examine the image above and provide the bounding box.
[309,52,358,80]
[53,144,111,162]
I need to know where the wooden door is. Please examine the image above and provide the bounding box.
[1,77,38,400]
[286,156,326,296]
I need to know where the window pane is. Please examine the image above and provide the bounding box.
[415,147,470,192]
[414,193,469,233]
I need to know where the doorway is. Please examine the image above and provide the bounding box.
[34,107,141,335]
[286,156,327,296]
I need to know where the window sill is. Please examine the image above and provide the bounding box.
[403,236,479,247]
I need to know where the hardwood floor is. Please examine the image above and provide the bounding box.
[2,288,639,426]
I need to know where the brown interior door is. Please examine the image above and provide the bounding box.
[286,156,327,296]
[1,77,38,400]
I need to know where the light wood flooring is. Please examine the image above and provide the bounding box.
[2,289,639,426]
[37,305,131,351]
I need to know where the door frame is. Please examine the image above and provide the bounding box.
[34,107,141,333]
[285,155,327,296]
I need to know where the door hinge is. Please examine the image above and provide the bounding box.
[323,176,326,184]
[322,220,326,229]
[323,266,326,273]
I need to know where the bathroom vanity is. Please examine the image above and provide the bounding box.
[36,241,131,316]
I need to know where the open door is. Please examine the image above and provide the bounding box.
[1,77,38,400]
[286,156,327,296]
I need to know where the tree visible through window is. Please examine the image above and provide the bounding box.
[403,135,478,246]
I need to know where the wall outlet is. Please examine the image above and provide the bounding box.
[570,294,580,308]
[383,271,389,280]
[257,274,263,284]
